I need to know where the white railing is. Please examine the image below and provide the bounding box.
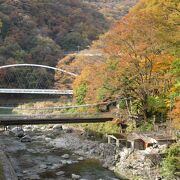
[0,89,73,95]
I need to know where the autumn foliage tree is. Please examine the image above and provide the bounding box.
[170,97,180,129]
[73,0,179,120]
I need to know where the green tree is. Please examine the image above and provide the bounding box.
[161,143,180,179]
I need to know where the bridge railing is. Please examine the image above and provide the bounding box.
[0,113,113,120]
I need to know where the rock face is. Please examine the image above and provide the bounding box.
[114,149,162,180]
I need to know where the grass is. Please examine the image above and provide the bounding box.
[72,122,119,138]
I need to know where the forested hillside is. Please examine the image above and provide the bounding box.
[0,0,108,66]
[71,0,179,123]
[55,0,138,90]
[0,0,110,89]
[84,0,138,22]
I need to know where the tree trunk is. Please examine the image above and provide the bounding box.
[141,94,149,121]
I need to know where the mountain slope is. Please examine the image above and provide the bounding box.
[0,0,108,66]
[84,0,138,22]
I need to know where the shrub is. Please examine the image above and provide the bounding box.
[137,121,154,132]
[161,143,180,179]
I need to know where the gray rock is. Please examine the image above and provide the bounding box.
[78,157,84,161]
[24,125,33,129]
[3,131,10,136]
[46,162,53,166]
[61,154,70,159]
[29,174,40,180]
[27,149,37,154]
[45,137,52,142]
[32,135,46,141]
[10,127,25,137]
[115,154,120,161]
[64,128,73,133]
[53,124,63,130]
[67,160,73,164]
[50,163,63,170]
[60,159,73,165]
[39,164,47,169]
[56,171,65,176]
[102,163,108,168]
[22,170,28,174]
[21,135,32,143]
[72,174,81,179]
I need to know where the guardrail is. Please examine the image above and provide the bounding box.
[0,89,73,95]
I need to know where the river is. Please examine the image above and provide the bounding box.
[0,125,121,180]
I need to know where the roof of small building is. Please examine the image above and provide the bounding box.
[127,133,157,144]
[107,133,127,139]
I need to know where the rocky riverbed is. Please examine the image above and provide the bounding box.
[0,125,120,180]
[0,124,166,180]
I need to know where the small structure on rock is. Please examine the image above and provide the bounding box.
[127,133,157,150]
[107,132,176,153]
[107,134,130,148]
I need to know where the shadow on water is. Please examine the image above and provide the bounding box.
[60,159,119,180]
[10,144,120,180]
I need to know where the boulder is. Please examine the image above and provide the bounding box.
[46,162,53,166]
[52,124,63,130]
[67,160,73,164]
[50,163,63,170]
[61,154,70,159]
[10,127,25,137]
[72,174,81,179]
[39,164,47,169]
[11,127,19,133]
[21,135,32,143]
[17,129,25,138]
[45,137,52,142]
[56,171,65,176]
[61,159,73,165]
[78,157,84,161]
[28,174,40,180]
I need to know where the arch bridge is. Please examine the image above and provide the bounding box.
[0,64,120,125]
[0,64,77,95]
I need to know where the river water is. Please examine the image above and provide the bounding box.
[0,126,120,180]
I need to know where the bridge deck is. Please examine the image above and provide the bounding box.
[0,89,73,95]
[0,115,113,125]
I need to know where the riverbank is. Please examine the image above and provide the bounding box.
[0,125,120,180]
[0,150,18,180]
[1,124,175,180]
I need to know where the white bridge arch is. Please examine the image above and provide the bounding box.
[0,64,76,95]
[0,64,77,77]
